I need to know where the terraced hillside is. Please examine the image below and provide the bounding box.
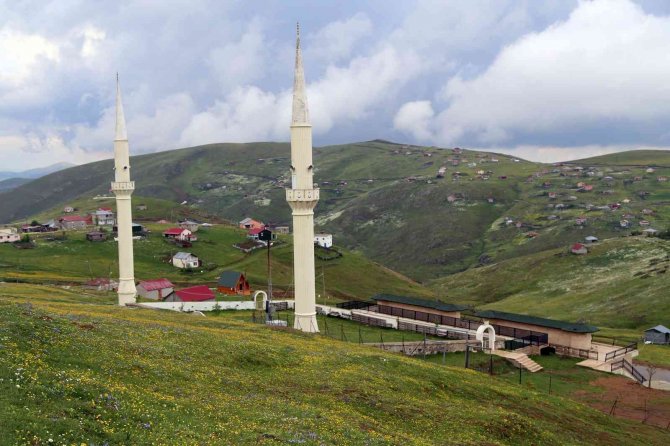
[2,142,670,281]
[0,284,667,445]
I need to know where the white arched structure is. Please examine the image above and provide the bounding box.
[253,290,268,311]
[476,321,496,352]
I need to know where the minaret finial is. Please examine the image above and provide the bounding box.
[115,74,128,141]
[292,23,309,125]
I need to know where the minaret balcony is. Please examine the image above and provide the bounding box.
[111,181,135,191]
[286,188,319,202]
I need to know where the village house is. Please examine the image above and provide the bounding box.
[644,325,670,345]
[575,217,587,226]
[92,208,115,226]
[0,228,20,243]
[436,166,447,178]
[620,220,630,228]
[163,227,196,242]
[548,192,557,199]
[314,233,333,248]
[84,278,118,291]
[136,279,175,300]
[643,228,659,236]
[164,285,215,302]
[217,270,251,295]
[86,231,107,242]
[476,310,598,350]
[179,220,200,232]
[641,208,654,215]
[639,220,651,227]
[267,225,290,234]
[136,204,147,211]
[646,167,656,173]
[239,217,264,230]
[373,294,467,322]
[63,206,74,213]
[58,215,90,230]
[171,252,201,269]
[585,236,598,243]
[571,243,588,255]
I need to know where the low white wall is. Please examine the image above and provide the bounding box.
[137,299,294,313]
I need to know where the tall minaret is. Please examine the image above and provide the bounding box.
[111,75,137,306]
[286,24,319,333]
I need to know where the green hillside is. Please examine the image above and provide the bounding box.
[0,222,430,300]
[3,142,670,282]
[0,284,667,445]
[431,236,670,330]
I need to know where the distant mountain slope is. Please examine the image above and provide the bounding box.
[0,177,31,192]
[431,236,670,330]
[0,162,75,181]
[570,149,670,166]
[2,141,669,282]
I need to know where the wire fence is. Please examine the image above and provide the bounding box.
[250,311,670,429]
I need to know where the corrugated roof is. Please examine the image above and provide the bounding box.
[138,279,174,291]
[174,285,215,302]
[372,294,467,313]
[476,310,599,333]
[218,270,243,287]
[646,325,670,334]
[164,227,187,235]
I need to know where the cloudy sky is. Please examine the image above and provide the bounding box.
[2,0,670,171]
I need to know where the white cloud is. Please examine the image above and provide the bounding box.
[206,19,268,92]
[306,13,373,62]
[418,0,670,145]
[0,133,106,171]
[0,28,60,86]
[393,100,434,140]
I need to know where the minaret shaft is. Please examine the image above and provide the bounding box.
[111,78,137,306]
[286,24,319,333]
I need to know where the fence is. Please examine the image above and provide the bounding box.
[336,300,375,310]
[611,358,646,384]
[605,342,638,362]
[550,344,598,360]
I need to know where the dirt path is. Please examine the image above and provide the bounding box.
[574,376,670,428]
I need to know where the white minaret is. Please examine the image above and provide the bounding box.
[286,24,319,333]
[111,75,137,305]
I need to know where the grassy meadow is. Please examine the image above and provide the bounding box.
[1,283,669,445]
[0,222,432,301]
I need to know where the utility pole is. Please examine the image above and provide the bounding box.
[258,229,273,321]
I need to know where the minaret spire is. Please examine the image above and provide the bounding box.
[111,74,137,306]
[115,73,128,141]
[286,24,319,333]
[292,22,310,125]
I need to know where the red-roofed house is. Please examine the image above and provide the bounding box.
[163,227,195,241]
[247,227,265,240]
[58,215,91,230]
[164,285,215,302]
[84,278,118,291]
[136,279,175,300]
[571,243,588,255]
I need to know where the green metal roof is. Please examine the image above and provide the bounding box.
[218,270,243,288]
[476,310,599,333]
[372,294,467,313]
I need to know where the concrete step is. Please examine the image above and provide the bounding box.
[493,350,543,373]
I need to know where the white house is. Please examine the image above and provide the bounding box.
[92,207,116,226]
[0,228,20,243]
[314,233,333,248]
[172,252,200,269]
[136,279,175,300]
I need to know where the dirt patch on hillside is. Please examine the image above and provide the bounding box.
[574,376,670,428]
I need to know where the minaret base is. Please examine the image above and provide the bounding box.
[294,312,319,333]
[117,278,137,306]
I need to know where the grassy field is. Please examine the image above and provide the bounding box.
[0,223,431,300]
[1,283,668,445]
[431,236,670,331]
